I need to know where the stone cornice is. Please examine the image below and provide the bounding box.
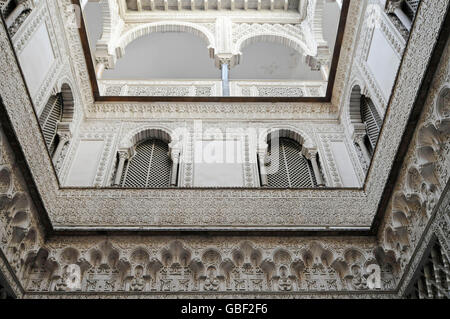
[88,102,337,120]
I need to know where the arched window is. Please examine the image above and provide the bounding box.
[119,138,173,188]
[39,94,63,155]
[360,96,382,154]
[349,85,382,166]
[39,84,74,168]
[266,137,317,188]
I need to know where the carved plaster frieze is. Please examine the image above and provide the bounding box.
[99,80,222,97]
[377,30,450,289]
[88,102,337,120]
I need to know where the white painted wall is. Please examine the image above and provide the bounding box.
[193,139,244,187]
[330,142,360,187]
[80,0,88,10]
[66,140,104,186]
[18,23,55,97]
[366,27,401,99]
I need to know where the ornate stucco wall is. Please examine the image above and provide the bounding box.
[0,0,448,298]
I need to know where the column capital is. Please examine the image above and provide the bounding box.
[351,123,367,142]
[214,53,236,69]
[57,132,72,143]
[118,148,131,160]
[303,148,318,160]
[385,0,404,13]
[95,54,116,70]
[56,123,72,142]
[306,45,331,72]
[257,147,270,165]
[170,148,181,161]
[353,133,368,146]
[257,146,268,155]
[305,55,322,71]
[56,121,71,131]
[118,152,128,160]
[257,140,268,153]
[219,57,231,69]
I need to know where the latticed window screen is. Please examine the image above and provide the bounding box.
[120,139,172,188]
[266,138,316,188]
[406,239,450,299]
[403,0,420,21]
[361,97,382,151]
[39,94,62,155]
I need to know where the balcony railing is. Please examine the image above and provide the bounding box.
[99,79,327,98]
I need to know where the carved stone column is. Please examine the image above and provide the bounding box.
[305,150,325,187]
[95,62,106,79]
[320,64,330,81]
[219,58,231,97]
[170,149,181,187]
[417,278,426,299]
[257,149,268,187]
[52,129,71,165]
[430,247,444,298]
[113,150,129,186]
[136,0,143,11]
[354,134,371,164]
